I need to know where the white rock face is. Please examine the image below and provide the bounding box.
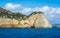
[34,13,52,28]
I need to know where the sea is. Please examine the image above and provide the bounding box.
[0,24,60,38]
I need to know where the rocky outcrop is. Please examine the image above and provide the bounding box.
[18,12,52,28]
[0,18,19,28]
[0,12,52,28]
[34,13,52,28]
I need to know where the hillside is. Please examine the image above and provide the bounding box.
[0,7,26,20]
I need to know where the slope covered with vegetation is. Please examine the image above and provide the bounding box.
[0,7,43,20]
[0,7,26,20]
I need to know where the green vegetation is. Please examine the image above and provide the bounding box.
[0,12,26,20]
[0,7,27,20]
[0,7,43,20]
[27,11,43,18]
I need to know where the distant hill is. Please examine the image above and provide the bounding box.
[0,7,26,20]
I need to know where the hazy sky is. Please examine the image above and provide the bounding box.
[0,0,60,24]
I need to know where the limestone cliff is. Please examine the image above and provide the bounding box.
[0,12,52,28]
[34,13,52,28]
[17,12,52,28]
[0,18,19,27]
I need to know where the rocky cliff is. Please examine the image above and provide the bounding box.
[0,7,52,28]
[0,18,19,27]
[12,12,52,28]
[34,12,52,28]
[20,12,52,28]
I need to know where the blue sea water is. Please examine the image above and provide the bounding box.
[0,25,60,38]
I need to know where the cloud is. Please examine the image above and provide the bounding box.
[21,8,31,15]
[32,6,50,12]
[4,3,21,10]
[31,6,60,24]
[4,3,60,16]
[32,6,60,18]
[4,3,60,24]
[54,8,60,14]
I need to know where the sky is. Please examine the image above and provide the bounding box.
[0,0,60,24]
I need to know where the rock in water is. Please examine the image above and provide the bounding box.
[33,12,52,28]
